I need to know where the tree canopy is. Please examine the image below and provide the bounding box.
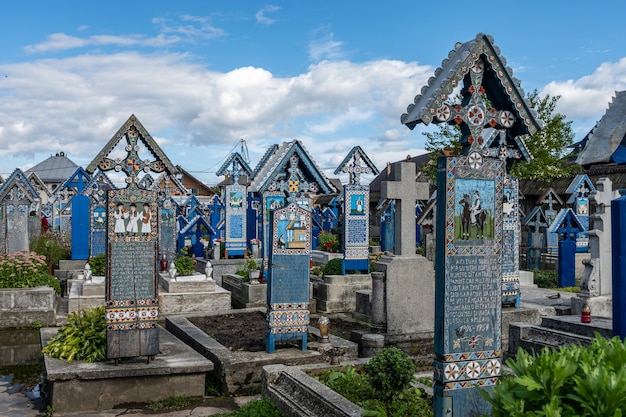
[420,90,575,181]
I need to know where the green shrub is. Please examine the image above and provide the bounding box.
[90,253,106,276]
[316,352,431,416]
[322,258,343,276]
[174,255,196,276]
[364,347,416,401]
[0,250,61,294]
[42,306,106,363]
[30,232,71,274]
[532,269,557,288]
[486,335,626,416]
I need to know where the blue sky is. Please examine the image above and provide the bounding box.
[1,1,625,186]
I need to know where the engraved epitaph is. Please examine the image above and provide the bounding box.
[434,153,504,416]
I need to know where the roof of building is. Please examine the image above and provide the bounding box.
[575,90,626,166]
[25,152,79,184]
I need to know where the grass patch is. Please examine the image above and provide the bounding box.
[147,395,193,412]
[212,398,285,417]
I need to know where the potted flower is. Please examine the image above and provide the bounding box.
[250,238,261,258]
[235,259,262,284]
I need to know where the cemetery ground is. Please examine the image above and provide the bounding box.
[0,282,584,417]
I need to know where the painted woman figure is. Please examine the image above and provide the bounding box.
[141,203,152,234]
[114,203,128,235]
[126,203,140,235]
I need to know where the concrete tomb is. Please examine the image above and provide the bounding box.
[372,161,433,347]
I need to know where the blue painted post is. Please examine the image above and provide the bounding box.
[558,238,576,287]
[611,194,626,339]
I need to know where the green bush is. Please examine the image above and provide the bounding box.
[322,258,343,276]
[486,335,626,416]
[532,269,557,288]
[364,347,416,401]
[316,350,431,416]
[0,250,61,294]
[174,255,196,276]
[30,232,71,274]
[42,306,106,363]
[90,253,106,276]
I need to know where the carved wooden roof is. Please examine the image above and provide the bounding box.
[86,114,179,177]
[249,139,336,195]
[401,33,541,160]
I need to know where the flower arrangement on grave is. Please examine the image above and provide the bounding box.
[0,250,61,294]
[318,231,340,253]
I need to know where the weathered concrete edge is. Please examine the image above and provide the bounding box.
[42,326,213,381]
[263,362,367,417]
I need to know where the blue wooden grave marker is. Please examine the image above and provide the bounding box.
[400,34,543,416]
[548,208,584,288]
[522,206,548,271]
[379,199,395,253]
[433,153,505,416]
[87,115,179,363]
[0,169,41,254]
[216,152,252,258]
[82,171,115,258]
[611,191,626,339]
[565,174,595,252]
[266,203,311,352]
[334,146,379,274]
[59,167,92,260]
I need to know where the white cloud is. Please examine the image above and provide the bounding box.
[24,15,225,54]
[308,30,345,62]
[0,51,433,175]
[2,45,625,180]
[540,57,626,135]
[255,6,280,25]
